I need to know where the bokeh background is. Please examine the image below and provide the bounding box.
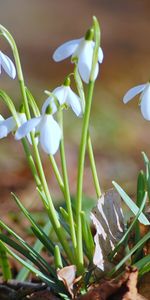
[0,0,150,225]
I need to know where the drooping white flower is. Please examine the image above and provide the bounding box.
[53,32,103,84]
[15,107,62,155]
[0,51,16,79]
[123,82,150,120]
[42,81,83,117]
[0,112,27,139]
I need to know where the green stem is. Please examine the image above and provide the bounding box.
[76,81,94,271]
[0,241,12,280]
[87,133,101,198]
[76,16,100,272]
[59,112,77,255]
[48,155,65,194]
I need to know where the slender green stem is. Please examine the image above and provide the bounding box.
[76,81,94,271]
[87,133,101,198]
[74,52,101,200]
[48,155,65,194]
[76,17,100,272]
[0,241,12,280]
[59,112,77,255]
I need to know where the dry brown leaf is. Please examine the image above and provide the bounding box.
[91,189,125,273]
[57,265,76,298]
[78,267,147,300]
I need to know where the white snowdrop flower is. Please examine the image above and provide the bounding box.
[42,78,83,117]
[0,51,16,79]
[123,82,150,120]
[53,29,103,84]
[0,112,27,139]
[15,106,62,155]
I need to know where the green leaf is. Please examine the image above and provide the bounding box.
[0,90,19,124]
[25,87,40,117]
[109,192,147,261]
[0,218,55,276]
[109,230,150,276]
[135,255,150,276]
[0,241,63,290]
[16,222,51,281]
[137,171,145,207]
[0,233,50,276]
[112,181,149,225]
[11,193,55,256]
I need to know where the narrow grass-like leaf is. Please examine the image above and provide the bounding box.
[16,222,51,281]
[59,207,69,224]
[54,245,63,269]
[135,171,146,246]
[142,151,149,180]
[135,254,150,275]
[0,240,63,291]
[0,219,55,276]
[0,241,12,280]
[0,90,19,125]
[138,262,150,277]
[109,192,147,260]
[137,171,145,207]
[112,181,149,225]
[25,87,40,117]
[11,193,55,255]
[0,233,50,276]
[108,231,150,276]
[81,211,94,261]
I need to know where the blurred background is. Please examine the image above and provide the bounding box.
[0,0,150,226]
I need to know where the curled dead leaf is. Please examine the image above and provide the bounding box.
[57,265,76,298]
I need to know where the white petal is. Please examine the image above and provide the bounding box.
[78,41,93,83]
[140,84,150,120]
[15,117,41,140]
[0,51,16,79]
[0,115,5,122]
[42,86,68,115]
[98,47,104,63]
[93,62,99,81]
[91,42,104,64]
[123,84,146,104]
[0,116,16,138]
[40,115,61,155]
[0,126,8,138]
[66,87,82,116]
[42,96,57,115]
[54,86,69,106]
[53,38,82,62]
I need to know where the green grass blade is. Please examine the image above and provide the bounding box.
[0,220,54,275]
[0,241,12,280]
[0,233,49,275]
[0,241,61,290]
[135,254,150,275]
[25,87,40,117]
[16,222,51,281]
[109,192,147,260]
[112,181,149,225]
[108,231,150,276]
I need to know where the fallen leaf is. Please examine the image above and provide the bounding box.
[78,267,147,300]
[57,265,76,298]
[91,189,125,272]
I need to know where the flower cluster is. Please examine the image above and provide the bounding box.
[0,28,103,155]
